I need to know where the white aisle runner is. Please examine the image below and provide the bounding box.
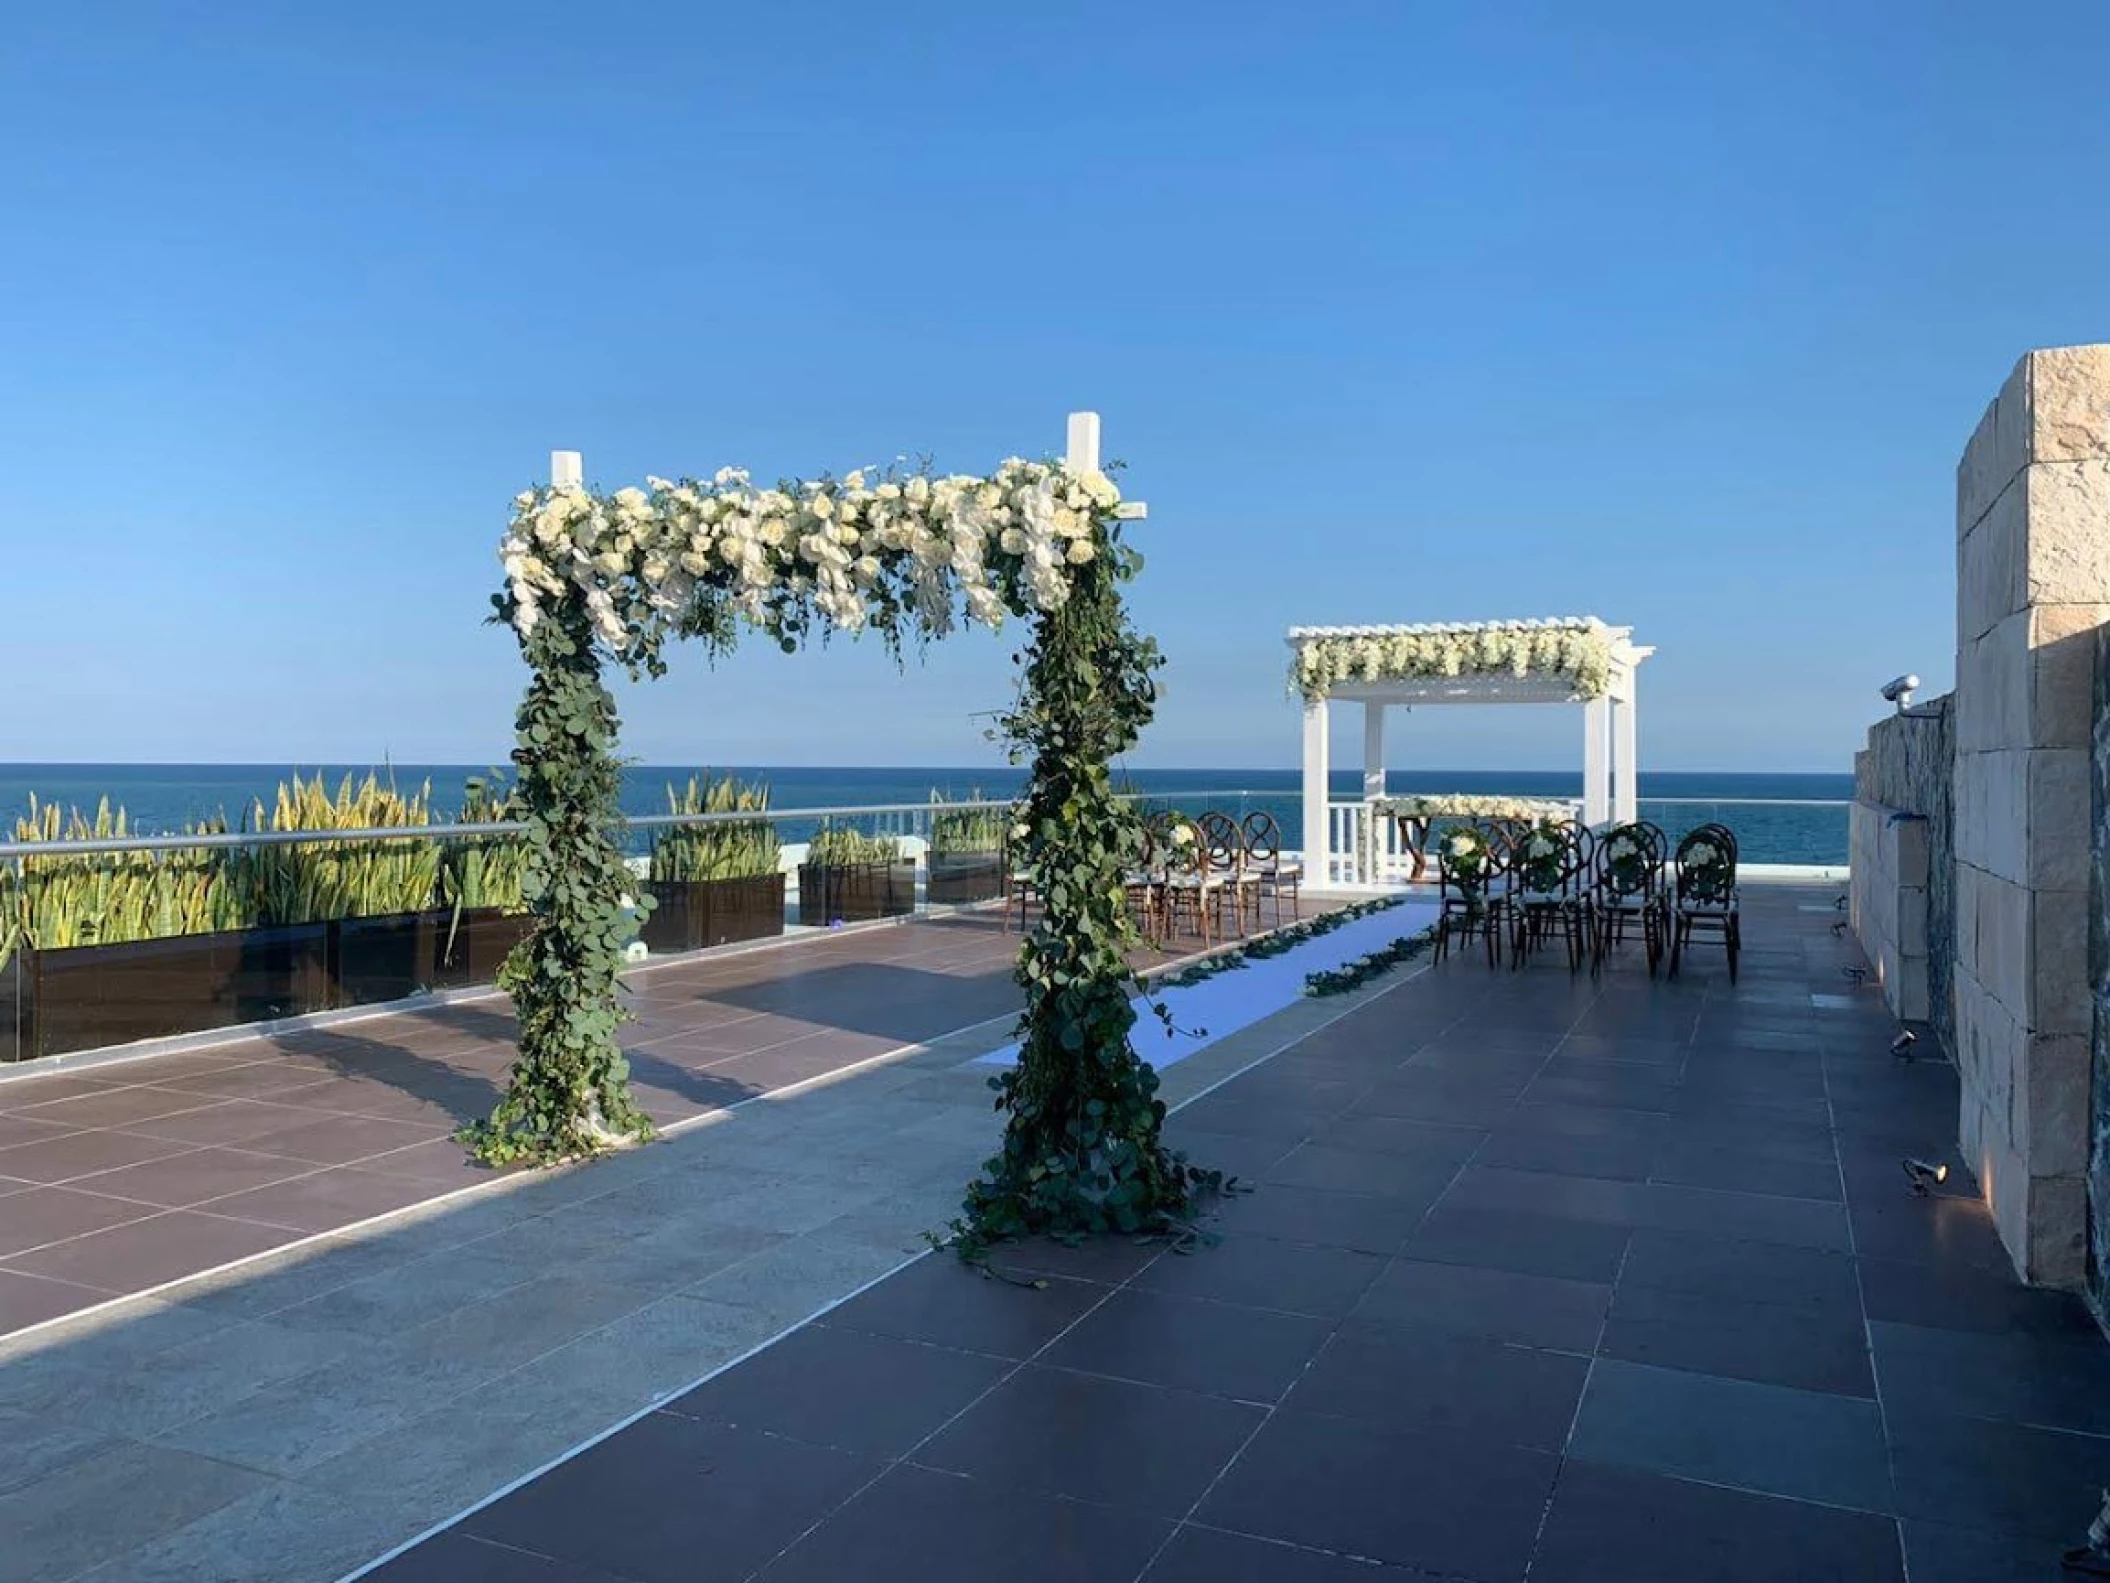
[970,901,1441,1073]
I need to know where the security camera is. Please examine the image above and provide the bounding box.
[1880,674,1920,709]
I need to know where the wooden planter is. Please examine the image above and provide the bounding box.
[927,851,1005,905]
[329,911,442,1008]
[0,952,26,1064]
[25,923,331,1060]
[431,907,536,990]
[797,861,916,926]
[641,873,787,952]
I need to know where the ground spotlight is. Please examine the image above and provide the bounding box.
[1892,1030,1918,1060]
[1843,965,1868,986]
[1902,1158,1949,1195]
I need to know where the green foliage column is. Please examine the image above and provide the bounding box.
[960,524,1210,1241]
[463,602,651,1164]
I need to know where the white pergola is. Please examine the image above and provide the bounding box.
[1290,618,1655,883]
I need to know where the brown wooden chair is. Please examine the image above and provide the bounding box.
[1241,810,1301,926]
[1200,811,1261,936]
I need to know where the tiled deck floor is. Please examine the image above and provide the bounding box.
[0,908,1235,1338]
[360,886,2110,1583]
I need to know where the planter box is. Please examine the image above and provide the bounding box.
[329,911,442,1008]
[26,923,330,1059]
[431,907,535,990]
[0,952,26,1064]
[927,852,1005,905]
[642,874,786,953]
[798,861,916,926]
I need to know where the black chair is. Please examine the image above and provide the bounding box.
[1433,822,1503,968]
[1509,819,1594,972]
[1669,825,1742,981]
[1592,821,1668,975]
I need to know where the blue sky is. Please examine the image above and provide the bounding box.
[4,1,2105,774]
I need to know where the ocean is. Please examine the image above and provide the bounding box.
[0,764,1854,865]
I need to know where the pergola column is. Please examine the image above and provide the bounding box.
[1361,703,1386,800]
[1301,697,1331,884]
[1612,676,1639,825]
[1582,694,1612,827]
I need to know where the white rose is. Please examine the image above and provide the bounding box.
[999,527,1028,553]
[1066,539,1095,564]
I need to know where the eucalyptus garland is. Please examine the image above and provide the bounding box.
[952,521,1222,1248]
[1155,895,1410,989]
[1303,928,1437,996]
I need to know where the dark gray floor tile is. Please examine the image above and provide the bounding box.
[1525,1064,1682,1113]
[756,1463,1170,1583]
[1871,1320,2110,1437]
[915,1364,1260,1518]
[1472,1127,1657,1181]
[1196,1409,1558,1581]
[817,1256,1105,1359]
[1857,1256,2103,1341]
[1899,1519,2075,1583]
[1129,1234,1384,1318]
[465,1413,876,1583]
[1448,1165,1854,1251]
[664,1324,1009,1458]
[1847,1189,2016,1273]
[1262,1144,1459,1203]
[1157,1128,1298,1186]
[1403,1202,1631,1283]
[1347,1072,1519,1128]
[1649,1140,1843,1201]
[1570,1358,1893,1513]
[1599,1283,1874,1396]
[1307,1112,1487,1168]
[1286,1318,1587,1449]
[1886,1408,2110,1541]
[1174,1097,1337,1142]
[1618,1228,1860,1314]
[1144,1524,1422,1581]
[1530,1462,1904,1583]
[0,1438,267,1583]
[1354,1258,1609,1352]
[1038,1287,1332,1403]
[980,1234,1167,1286]
[1207,1182,1433,1254]
[365,1534,633,1581]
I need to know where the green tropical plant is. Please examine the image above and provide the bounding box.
[2,797,251,965]
[649,774,781,882]
[241,771,441,925]
[930,792,1009,855]
[439,775,531,914]
[804,823,900,866]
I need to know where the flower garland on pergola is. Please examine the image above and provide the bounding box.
[1290,620,1615,702]
[466,446,1218,1245]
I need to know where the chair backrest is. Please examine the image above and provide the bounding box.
[1596,822,1664,901]
[1241,810,1282,865]
[1437,823,1495,902]
[1675,826,1738,904]
[1515,818,1588,896]
[1199,811,1245,877]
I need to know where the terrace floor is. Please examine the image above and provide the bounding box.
[3,884,2107,1582]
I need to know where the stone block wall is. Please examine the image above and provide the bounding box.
[1852,698,1953,1044]
[1953,344,2110,1290]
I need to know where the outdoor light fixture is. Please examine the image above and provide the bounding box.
[1892,1030,1918,1060]
[1843,965,1868,986]
[2064,1487,2110,1576]
[1880,674,1920,711]
[1902,1158,1949,1195]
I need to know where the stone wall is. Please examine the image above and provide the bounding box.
[1851,696,1952,1037]
[2093,630,2110,1317]
[1952,344,2110,1290]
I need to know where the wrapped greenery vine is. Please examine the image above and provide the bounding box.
[954,516,1220,1248]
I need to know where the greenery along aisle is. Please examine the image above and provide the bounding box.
[466,444,1212,1246]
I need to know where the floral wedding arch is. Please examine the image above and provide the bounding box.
[1287,618,1654,884]
[467,415,1217,1244]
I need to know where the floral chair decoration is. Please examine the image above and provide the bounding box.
[1509,818,1593,972]
[1434,823,1503,968]
[1592,821,1667,975]
[1669,824,1741,981]
[1160,814,1227,947]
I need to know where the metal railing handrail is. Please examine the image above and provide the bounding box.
[1335,795,1853,809]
